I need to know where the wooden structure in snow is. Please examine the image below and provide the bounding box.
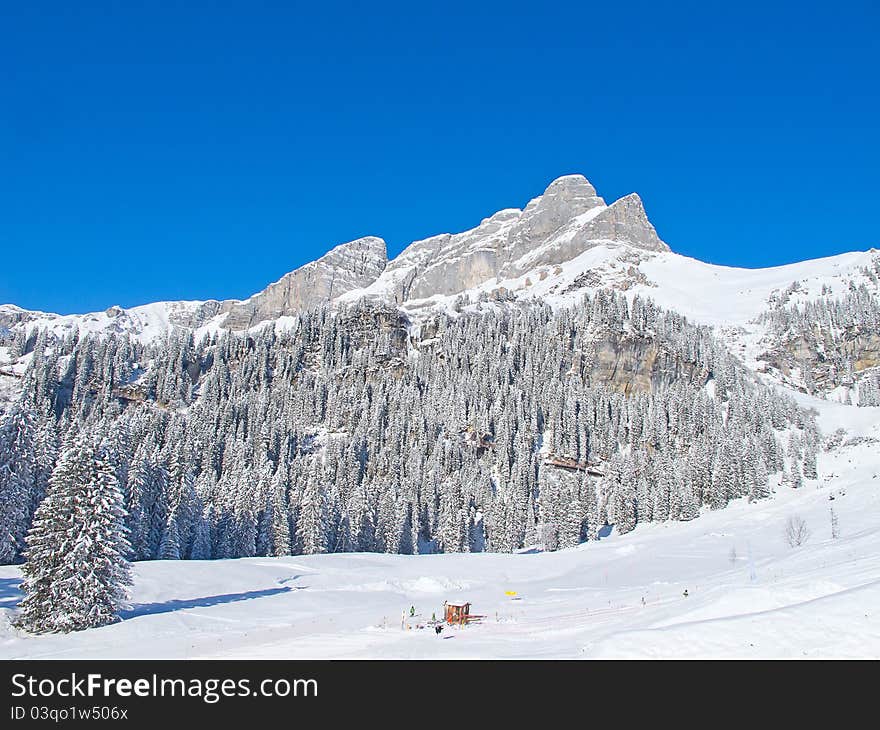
[445,601,469,624]
[443,601,483,626]
[543,455,605,477]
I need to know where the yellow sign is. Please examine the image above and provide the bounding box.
[504,591,517,597]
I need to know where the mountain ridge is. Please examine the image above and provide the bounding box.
[1,175,877,375]
[0,174,667,331]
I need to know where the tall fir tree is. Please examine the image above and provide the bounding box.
[16,436,132,633]
[0,406,38,563]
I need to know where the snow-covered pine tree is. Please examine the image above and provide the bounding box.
[614,455,637,535]
[802,444,818,480]
[270,469,292,556]
[0,405,38,564]
[189,508,213,560]
[296,475,328,555]
[790,461,804,489]
[749,456,771,502]
[582,474,600,542]
[158,510,181,560]
[15,435,132,633]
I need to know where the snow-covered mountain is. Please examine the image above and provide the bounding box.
[3,173,878,401]
[3,174,671,337]
[339,175,667,306]
[1,174,874,331]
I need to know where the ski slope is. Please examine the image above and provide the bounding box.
[1,396,877,659]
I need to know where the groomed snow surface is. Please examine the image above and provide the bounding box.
[1,402,878,659]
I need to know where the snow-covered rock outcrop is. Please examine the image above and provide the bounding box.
[346,175,668,304]
[223,236,388,330]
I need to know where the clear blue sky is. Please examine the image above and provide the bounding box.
[1,1,878,314]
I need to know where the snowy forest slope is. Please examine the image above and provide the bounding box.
[1,391,877,658]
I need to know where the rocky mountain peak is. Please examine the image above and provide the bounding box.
[326,235,388,265]
[223,236,388,330]
[344,175,670,305]
[518,176,604,241]
[575,193,669,253]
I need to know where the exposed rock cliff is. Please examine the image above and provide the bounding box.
[350,175,669,304]
[223,236,388,329]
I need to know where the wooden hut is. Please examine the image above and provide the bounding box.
[444,601,471,625]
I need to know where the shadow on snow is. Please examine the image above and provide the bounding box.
[0,578,22,609]
[121,586,293,619]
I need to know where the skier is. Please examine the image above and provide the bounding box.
[410,605,415,617]
[435,625,443,635]
[683,589,689,598]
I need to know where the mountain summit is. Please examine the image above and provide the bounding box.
[222,174,668,320]
[336,174,669,305]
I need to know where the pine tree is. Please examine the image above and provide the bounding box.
[16,436,132,633]
[790,462,804,489]
[158,511,181,560]
[296,477,327,555]
[614,457,637,535]
[802,445,818,480]
[583,476,601,541]
[190,510,213,560]
[708,444,733,509]
[749,457,772,502]
[0,406,38,564]
[270,476,292,556]
[560,492,583,549]
[524,496,539,547]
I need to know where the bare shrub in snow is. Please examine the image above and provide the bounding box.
[784,515,811,547]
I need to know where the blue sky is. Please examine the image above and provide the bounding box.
[1,1,878,314]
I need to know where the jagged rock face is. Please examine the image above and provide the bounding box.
[761,332,880,394]
[407,316,706,395]
[335,305,410,368]
[515,174,606,243]
[0,306,39,331]
[166,300,237,329]
[357,175,669,303]
[224,237,388,330]
[502,194,666,279]
[576,193,665,252]
[361,208,521,304]
[586,335,708,394]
